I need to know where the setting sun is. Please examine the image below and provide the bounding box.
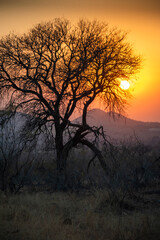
[120,80,130,90]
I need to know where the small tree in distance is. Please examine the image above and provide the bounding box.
[0,19,141,187]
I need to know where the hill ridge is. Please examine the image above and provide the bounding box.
[74,108,160,144]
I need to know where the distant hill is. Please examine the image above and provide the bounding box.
[1,109,160,146]
[74,108,160,145]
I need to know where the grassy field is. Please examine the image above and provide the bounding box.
[0,189,160,240]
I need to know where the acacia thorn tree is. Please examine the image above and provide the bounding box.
[0,19,141,182]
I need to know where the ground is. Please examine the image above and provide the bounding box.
[0,186,160,240]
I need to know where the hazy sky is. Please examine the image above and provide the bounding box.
[0,0,160,122]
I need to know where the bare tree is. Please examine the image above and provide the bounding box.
[0,110,36,193]
[0,19,141,187]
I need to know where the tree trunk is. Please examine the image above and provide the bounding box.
[55,149,69,190]
[55,127,69,190]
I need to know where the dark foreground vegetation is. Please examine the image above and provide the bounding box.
[0,186,160,240]
[0,139,160,240]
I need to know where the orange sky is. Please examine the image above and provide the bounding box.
[0,0,160,122]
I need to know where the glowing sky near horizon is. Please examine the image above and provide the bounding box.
[0,0,160,122]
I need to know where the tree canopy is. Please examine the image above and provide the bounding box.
[0,19,141,183]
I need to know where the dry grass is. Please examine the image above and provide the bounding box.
[0,190,160,240]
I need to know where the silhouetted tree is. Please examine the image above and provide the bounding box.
[0,19,141,188]
[0,110,35,193]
